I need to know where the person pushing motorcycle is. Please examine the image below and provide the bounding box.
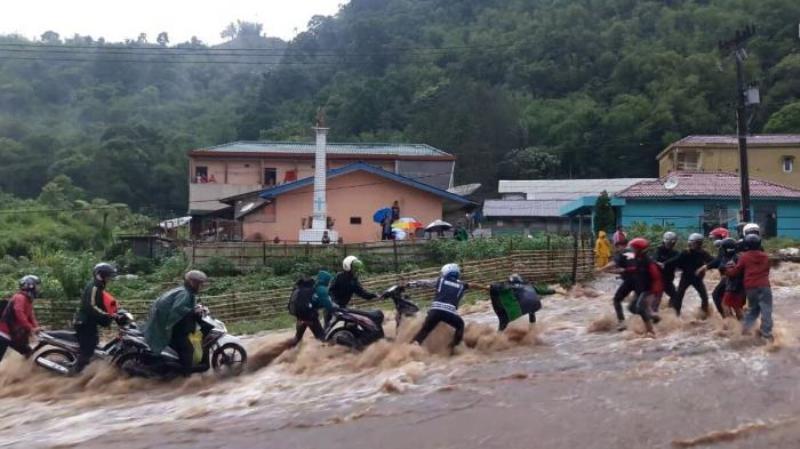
[0,275,42,365]
[324,256,378,326]
[73,263,117,373]
[143,270,208,377]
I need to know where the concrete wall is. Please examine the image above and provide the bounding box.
[658,145,800,189]
[241,170,445,243]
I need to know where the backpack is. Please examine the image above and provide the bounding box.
[512,285,541,316]
[287,278,315,317]
[0,298,9,323]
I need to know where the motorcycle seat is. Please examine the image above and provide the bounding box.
[349,309,384,325]
[47,330,79,342]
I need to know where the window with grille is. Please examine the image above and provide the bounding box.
[783,156,794,173]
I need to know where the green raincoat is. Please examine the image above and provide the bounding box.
[143,286,196,354]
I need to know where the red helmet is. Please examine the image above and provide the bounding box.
[709,227,729,240]
[628,238,649,253]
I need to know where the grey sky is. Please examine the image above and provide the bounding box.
[0,0,344,44]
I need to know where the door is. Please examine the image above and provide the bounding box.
[754,204,777,238]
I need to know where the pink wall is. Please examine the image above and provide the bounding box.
[241,170,444,243]
[190,157,394,186]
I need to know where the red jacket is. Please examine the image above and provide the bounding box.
[726,250,771,289]
[646,260,664,296]
[0,292,39,344]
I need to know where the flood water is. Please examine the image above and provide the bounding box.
[2,263,800,449]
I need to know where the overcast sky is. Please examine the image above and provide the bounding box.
[0,0,344,44]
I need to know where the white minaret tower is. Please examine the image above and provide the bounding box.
[299,109,338,244]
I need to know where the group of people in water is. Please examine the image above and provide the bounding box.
[596,223,774,340]
[0,222,776,375]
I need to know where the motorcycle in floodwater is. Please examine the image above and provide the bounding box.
[113,306,247,379]
[325,285,419,350]
[32,311,135,376]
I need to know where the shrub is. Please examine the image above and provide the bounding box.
[197,256,241,277]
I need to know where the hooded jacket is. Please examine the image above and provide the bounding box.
[594,231,612,268]
[143,285,197,354]
[311,271,334,312]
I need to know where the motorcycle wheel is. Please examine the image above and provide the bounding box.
[114,351,148,378]
[330,329,360,350]
[34,349,75,376]
[211,343,247,376]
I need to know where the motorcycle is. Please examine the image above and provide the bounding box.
[113,306,247,379]
[325,285,419,350]
[32,311,135,376]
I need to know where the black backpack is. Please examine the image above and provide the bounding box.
[288,278,315,317]
[512,284,541,315]
[0,297,14,326]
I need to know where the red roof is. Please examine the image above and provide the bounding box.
[616,172,800,200]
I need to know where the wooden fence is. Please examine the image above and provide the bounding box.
[34,249,594,328]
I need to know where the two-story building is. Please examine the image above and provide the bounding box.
[186,141,462,241]
[657,134,800,189]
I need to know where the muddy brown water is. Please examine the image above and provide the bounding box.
[2,263,800,449]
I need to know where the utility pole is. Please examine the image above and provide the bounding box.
[719,25,758,223]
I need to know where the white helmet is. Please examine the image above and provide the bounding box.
[743,223,761,236]
[662,231,677,244]
[441,263,461,279]
[688,233,704,244]
[342,255,362,272]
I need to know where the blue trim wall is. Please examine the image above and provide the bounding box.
[621,199,800,238]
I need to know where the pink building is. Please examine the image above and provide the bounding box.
[220,163,473,243]
[187,141,471,242]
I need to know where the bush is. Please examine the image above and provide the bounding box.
[115,250,156,275]
[197,256,241,277]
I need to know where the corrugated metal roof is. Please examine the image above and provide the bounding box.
[483,200,569,218]
[617,171,800,199]
[498,178,652,200]
[674,135,800,146]
[194,141,452,158]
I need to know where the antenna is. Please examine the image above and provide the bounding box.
[663,176,679,190]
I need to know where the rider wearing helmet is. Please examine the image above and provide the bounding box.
[143,270,209,377]
[708,227,730,247]
[654,231,680,306]
[725,234,773,340]
[670,233,713,317]
[712,238,747,319]
[325,256,378,326]
[626,238,663,336]
[489,274,546,331]
[0,275,42,365]
[596,245,638,331]
[73,262,118,372]
[698,227,737,316]
[409,264,486,352]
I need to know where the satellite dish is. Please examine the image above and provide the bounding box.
[240,202,256,213]
[663,176,679,190]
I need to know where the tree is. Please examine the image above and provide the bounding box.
[496,147,561,180]
[40,30,61,44]
[594,191,614,234]
[156,32,169,46]
[38,175,84,207]
[137,33,148,44]
[764,102,800,133]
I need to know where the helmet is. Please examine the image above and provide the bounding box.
[342,255,364,273]
[184,270,208,284]
[743,223,761,236]
[441,263,461,280]
[688,233,704,245]
[743,234,762,250]
[19,275,41,297]
[709,227,729,240]
[662,231,678,245]
[720,238,737,253]
[628,238,649,253]
[93,262,117,280]
[508,273,525,285]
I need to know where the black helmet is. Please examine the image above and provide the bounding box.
[743,234,762,250]
[720,238,737,253]
[93,262,117,280]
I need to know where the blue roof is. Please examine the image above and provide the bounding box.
[258,162,474,205]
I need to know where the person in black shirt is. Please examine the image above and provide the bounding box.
[654,231,680,307]
[671,233,713,317]
[597,243,636,331]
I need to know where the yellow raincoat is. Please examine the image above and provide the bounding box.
[595,231,612,268]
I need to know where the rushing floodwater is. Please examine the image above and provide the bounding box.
[2,263,800,449]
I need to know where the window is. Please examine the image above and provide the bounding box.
[783,156,794,173]
[194,166,208,183]
[350,217,362,225]
[263,168,277,186]
[676,151,700,171]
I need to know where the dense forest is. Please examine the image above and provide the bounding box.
[2,0,800,215]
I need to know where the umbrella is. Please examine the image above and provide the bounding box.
[373,207,392,224]
[391,217,423,231]
[424,219,452,233]
[392,230,408,240]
